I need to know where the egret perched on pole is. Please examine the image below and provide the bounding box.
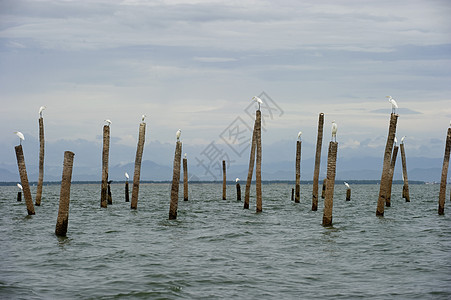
[142,114,146,122]
[104,119,112,126]
[184,153,187,159]
[344,182,350,189]
[252,96,263,110]
[236,178,240,183]
[394,136,398,146]
[386,96,398,114]
[401,136,406,144]
[39,106,46,118]
[14,131,25,145]
[297,131,302,141]
[17,183,23,191]
[331,121,338,142]
[125,172,129,180]
[176,129,181,141]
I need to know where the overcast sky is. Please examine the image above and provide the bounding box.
[1,0,450,176]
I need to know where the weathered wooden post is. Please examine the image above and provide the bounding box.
[169,141,182,220]
[322,142,338,226]
[36,115,45,206]
[183,154,188,201]
[236,178,241,201]
[344,182,351,201]
[15,145,35,215]
[295,139,301,203]
[291,188,294,201]
[255,110,263,213]
[321,178,327,199]
[131,121,146,210]
[376,113,398,216]
[386,145,399,207]
[222,160,226,200]
[438,127,451,215]
[17,184,22,202]
[400,141,410,202]
[107,180,112,204]
[312,113,324,211]
[55,151,75,237]
[244,118,258,210]
[100,123,110,208]
[124,172,130,202]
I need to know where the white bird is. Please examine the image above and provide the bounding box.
[125,172,129,180]
[394,136,398,146]
[14,131,25,145]
[401,136,406,144]
[184,153,187,159]
[17,183,23,190]
[386,96,398,114]
[344,182,350,189]
[297,131,302,141]
[252,96,263,110]
[331,121,338,142]
[39,106,46,118]
[142,114,146,122]
[176,129,181,141]
[104,119,112,126]
[236,178,240,183]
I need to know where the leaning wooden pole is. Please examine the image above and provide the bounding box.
[295,140,301,203]
[183,156,188,201]
[438,127,451,215]
[322,142,338,226]
[222,160,226,200]
[312,113,324,211]
[386,145,399,207]
[169,141,182,220]
[255,110,262,213]
[400,143,410,202]
[15,145,35,215]
[55,151,75,237]
[35,117,45,206]
[100,125,110,208]
[244,118,258,209]
[131,122,146,210]
[376,113,398,216]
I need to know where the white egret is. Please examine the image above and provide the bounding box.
[297,131,302,141]
[176,129,181,141]
[14,131,25,145]
[331,121,338,142]
[236,178,240,182]
[17,183,23,190]
[142,114,146,122]
[184,153,187,159]
[344,182,350,189]
[386,96,398,114]
[394,136,398,146]
[125,172,129,180]
[401,136,406,144]
[252,96,263,110]
[104,119,112,126]
[39,106,46,118]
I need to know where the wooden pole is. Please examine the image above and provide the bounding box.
[438,128,451,215]
[321,178,327,199]
[256,110,262,213]
[125,181,129,202]
[17,191,22,202]
[291,188,294,201]
[169,141,182,220]
[55,151,75,237]
[15,145,35,215]
[183,157,188,201]
[386,145,399,207]
[100,125,110,208]
[295,140,301,203]
[376,113,398,216]
[107,181,112,205]
[131,122,146,210]
[322,142,338,226]
[346,189,351,201]
[400,143,410,202]
[222,160,226,200]
[312,113,324,211]
[236,182,241,201]
[244,117,258,209]
[36,117,45,206]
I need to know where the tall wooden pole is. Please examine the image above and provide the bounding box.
[131,122,146,210]
[255,110,262,213]
[55,151,75,237]
[386,145,399,207]
[438,128,451,215]
[322,142,338,226]
[183,156,188,201]
[169,141,182,220]
[376,113,398,216]
[15,145,35,215]
[36,117,45,206]
[400,143,410,202]
[346,188,351,201]
[100,125,110,208]
[236,182,241,201]
[125,181,129,202]
[295,140,301,203]
[222,160,226,200]
[244,117,258,209]
[312,113,324,211]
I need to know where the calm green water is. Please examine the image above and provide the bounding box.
[0,183,450,299]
